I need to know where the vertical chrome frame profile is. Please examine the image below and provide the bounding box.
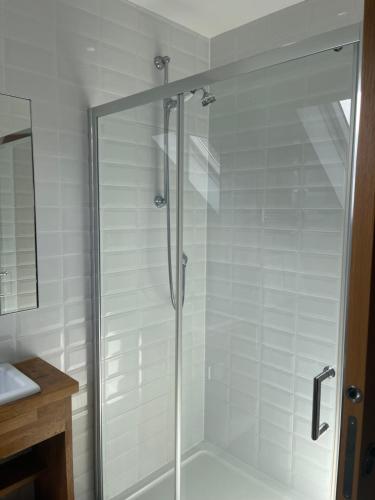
[88,24,362,500]
[88,109,104,500]
[174,93,184,500]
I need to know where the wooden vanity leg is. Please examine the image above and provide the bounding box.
[64,398,75,500]
[34,398,75,500]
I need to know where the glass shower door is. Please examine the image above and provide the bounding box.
[97,96,180,500]
[181,44,358,500]
[94,38,358,500]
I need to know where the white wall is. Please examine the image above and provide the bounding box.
[211,0,364,67]
[0,1,209,498]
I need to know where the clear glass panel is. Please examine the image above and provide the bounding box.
[181,44,357,500]
[97,97,178,500]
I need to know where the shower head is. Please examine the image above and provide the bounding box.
[201,89,216,107]
[191,87,216,107]
[164,87,216,113]
[154,55,170,70]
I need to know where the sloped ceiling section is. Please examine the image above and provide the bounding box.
[130,0,304,38]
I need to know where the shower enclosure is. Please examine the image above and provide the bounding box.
[89,25,361,500]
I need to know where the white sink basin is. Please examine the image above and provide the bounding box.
[0,363,41,405]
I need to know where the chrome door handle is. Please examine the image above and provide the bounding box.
[311,366,335,441]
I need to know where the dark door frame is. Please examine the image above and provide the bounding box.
[337,1,375,498]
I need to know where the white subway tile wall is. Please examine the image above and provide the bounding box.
[0,1,209,498]
[204,46,355,499]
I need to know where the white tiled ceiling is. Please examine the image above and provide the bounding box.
[129,0,304,37]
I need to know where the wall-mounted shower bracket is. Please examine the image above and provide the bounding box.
[154,194,166,208]
[154,55,171,84]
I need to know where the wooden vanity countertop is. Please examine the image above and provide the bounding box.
[0,357,79,423]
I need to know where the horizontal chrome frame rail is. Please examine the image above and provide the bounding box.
[90,24,361,120]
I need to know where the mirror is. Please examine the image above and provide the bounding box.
[0,92,38,315]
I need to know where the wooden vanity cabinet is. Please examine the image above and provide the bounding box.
[0,358,79,499]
